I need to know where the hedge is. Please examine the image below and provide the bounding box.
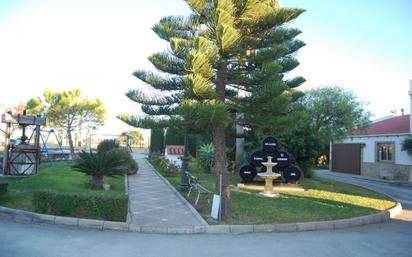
[33,191,128,222]
[150,128,164,153]
[165,127,184,145]
[0,181,8,197]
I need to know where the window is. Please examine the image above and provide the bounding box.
[377,142,394,162]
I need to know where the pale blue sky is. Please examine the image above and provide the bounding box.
[0,0,411,134]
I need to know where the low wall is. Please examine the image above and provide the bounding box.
[362,162,411,181]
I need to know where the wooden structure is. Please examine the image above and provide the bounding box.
[2,112,46,176]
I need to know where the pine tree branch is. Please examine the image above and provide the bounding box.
[125,89,181,106]
[132,70,184,91]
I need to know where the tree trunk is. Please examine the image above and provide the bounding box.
[212,59,233,220]
[67,128,76,160]
[213,124,233,220]
[91,175,104,189]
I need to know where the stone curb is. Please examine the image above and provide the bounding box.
[145,159,209,226]
[0,202,402,234]
[0,206,206,234]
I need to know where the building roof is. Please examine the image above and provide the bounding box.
[351,115,410,136]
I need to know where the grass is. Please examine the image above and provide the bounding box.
[153,159,396,225]
[0,161,126,212]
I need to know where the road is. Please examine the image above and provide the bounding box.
[0,170,411,257]
[315,170,412,221]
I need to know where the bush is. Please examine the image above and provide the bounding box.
[97,139,120,153]
[111,148,139,175]
[33,190,128,221]
[402,137,412,156]
[300,162,315,178]
[97,139,138,175]
[0,181,8,197]
[150,128,164,153]
[197,143,214,173]
[127,158,139,175]
[150,152,179,176]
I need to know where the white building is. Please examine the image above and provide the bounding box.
[331,81,412,182]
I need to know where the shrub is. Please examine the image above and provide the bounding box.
[0,181,8,197]
[150,151,162,163]
[402,137,412,156]
[111,148,139,175]
[167,161,179,174]
[97,139,138,175]
[300,161,315,178]
[150,152,177,176]
[150,128,164,154]
[127,157,139,175]
[33,190,128,221]
[72,150,128,189]
[97,139,120,153]
[197,143,214,173]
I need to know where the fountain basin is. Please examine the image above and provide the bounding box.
[257,172,281,197]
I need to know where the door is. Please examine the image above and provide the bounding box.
[332,143,362,175]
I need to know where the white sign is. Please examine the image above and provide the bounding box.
[211,194,221,220]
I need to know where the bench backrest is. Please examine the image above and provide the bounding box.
[185,171,198,185]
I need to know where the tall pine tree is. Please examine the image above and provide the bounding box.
[120,0,305,220]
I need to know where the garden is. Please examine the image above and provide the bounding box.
[151,152,396,225]
[0,139,137,222]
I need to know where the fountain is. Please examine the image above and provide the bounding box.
[238,136,304,195]
[257,156,281,197]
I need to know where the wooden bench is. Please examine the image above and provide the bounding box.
[185,171,212,206]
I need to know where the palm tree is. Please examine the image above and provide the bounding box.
[72,150,128,189]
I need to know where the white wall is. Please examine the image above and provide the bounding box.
[164,154,182,167]
[343,134,412,165]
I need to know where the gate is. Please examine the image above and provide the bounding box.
[331,143,362,175]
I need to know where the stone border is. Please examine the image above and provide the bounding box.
[0,203,402,234]
[0,205,206,233]
[205,202,403,234]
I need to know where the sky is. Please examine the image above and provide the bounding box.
[0,0,411,135]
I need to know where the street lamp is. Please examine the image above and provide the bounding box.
[179,133,189,193]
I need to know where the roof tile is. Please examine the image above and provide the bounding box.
[352,115,410,136]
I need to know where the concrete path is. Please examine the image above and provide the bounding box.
[127,155,205,228]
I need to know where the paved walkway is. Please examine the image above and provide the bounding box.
[127,155,205,228]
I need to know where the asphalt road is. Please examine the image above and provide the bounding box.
[315,170,412,220]
[0,171,411,257]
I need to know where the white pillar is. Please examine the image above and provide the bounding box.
[235,89,245,171]
[329,141,333,171]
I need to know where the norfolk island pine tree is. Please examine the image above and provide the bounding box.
[119,0,305,220]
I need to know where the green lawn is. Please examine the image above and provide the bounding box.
[0,161,127,220]
[153,160,396,225]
